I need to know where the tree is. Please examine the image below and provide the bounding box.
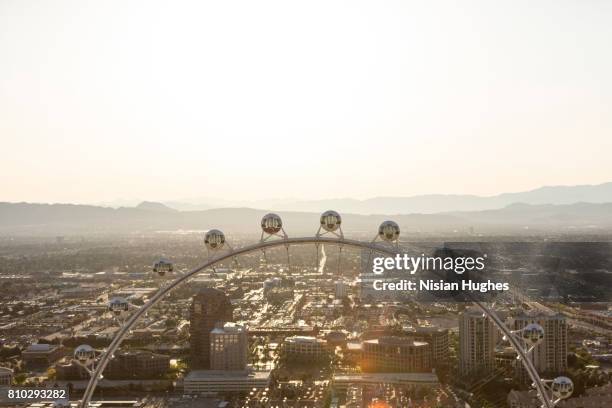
[14,373,27,385]
[46,367,57,380]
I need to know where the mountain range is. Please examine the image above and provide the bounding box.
[96,182,612,215]
[2,182,612,235]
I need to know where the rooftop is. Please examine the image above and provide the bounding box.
[211,322,246,334]
[333,372,438,383]
[364,337,429,347]
[285,336,324,344]
[24,343,56,352]
[185,370,271,380]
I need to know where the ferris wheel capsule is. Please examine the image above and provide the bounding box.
[521,323,545,346]
[108,297,129,315]
[378,220,400,242]
[551,376,574,400]
[74,344,95,363]
[320,210,342,232]
[261,213,283,235]
[153,258,173,276]
[204,229,225,251]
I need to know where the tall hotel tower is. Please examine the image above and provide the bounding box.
[459,306,497,375]
[190,288,233,368]
[514,309,567,381]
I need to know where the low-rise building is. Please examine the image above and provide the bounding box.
[183,370,271,395]
[407,326,449,366]
[22,344,64,370]
[284,336,327,361]
[361,337,432,373]
[210,322,248,371]
[105,350,170,379]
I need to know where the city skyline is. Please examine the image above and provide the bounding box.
[0,208,608,407]
[1,1,610,407]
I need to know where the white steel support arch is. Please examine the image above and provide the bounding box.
[80,236,554,408]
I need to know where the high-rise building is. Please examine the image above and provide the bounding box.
[459,307,496,375]
[514,309,567,381]
[361,337,432,373]
[190,288,233,368]
[210,322,248,371]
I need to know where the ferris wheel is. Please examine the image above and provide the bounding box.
[71,211,571,408]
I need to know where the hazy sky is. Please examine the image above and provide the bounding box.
[1,0,611,204]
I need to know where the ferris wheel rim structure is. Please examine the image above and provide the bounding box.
[79,234,555,408]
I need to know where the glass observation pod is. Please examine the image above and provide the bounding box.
[153,259,174,276]
[261,213,282,234]
[74,344,95,362]
[205,229,226,250]
[321,211,341,231]
[378,221,400,241]
[109,297,129,313]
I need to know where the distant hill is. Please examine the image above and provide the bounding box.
[135,201,177,212]
[212,182,612,214]
[0,201,611,236]
[446,202,612,229]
